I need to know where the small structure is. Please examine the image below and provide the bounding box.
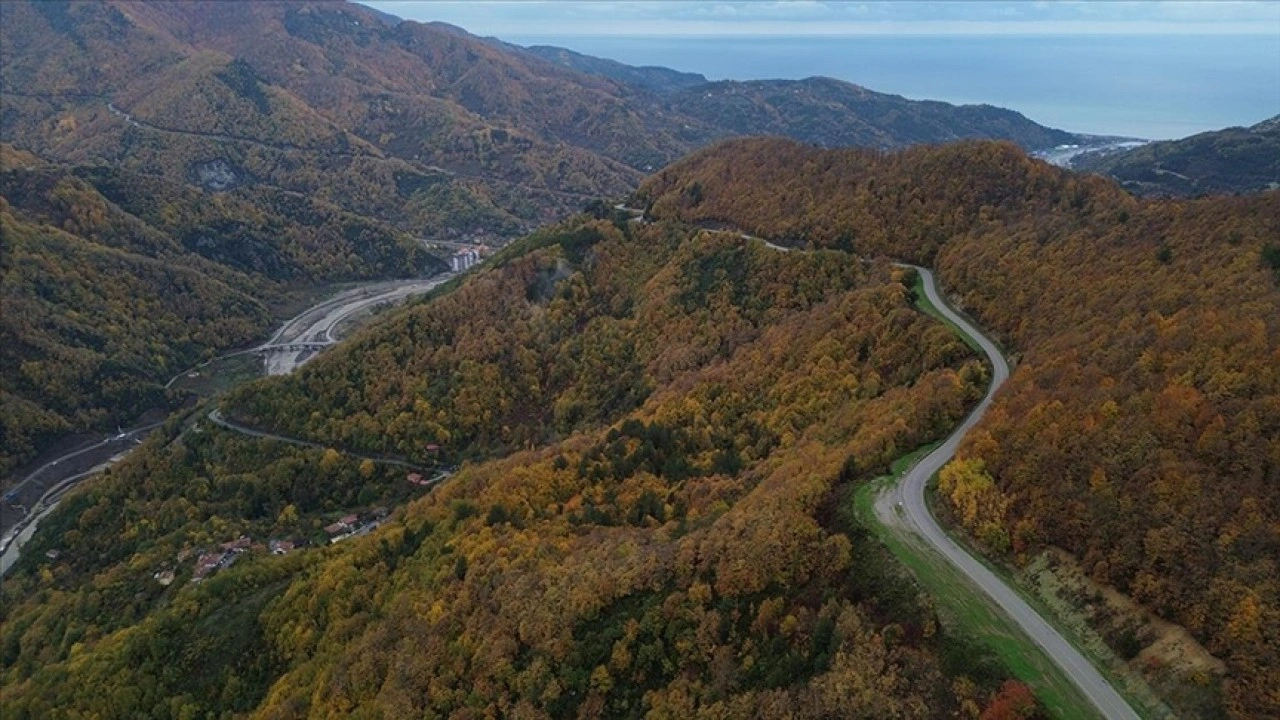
[192,552,225,581]
[45,549,62,560]
[325,514,361,539]
[154,569,175,586]
[407,472,431,486]
[269,539,295,555]
[449,250,482,272]
[221,536,252,552]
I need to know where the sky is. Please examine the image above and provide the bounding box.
[363,1,1280,37]
[360,2,1280,138]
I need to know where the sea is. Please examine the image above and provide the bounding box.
[505,34,1280,140]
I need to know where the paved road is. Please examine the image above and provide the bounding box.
[709,225,1140,718]
[3,276,452,570]
[207,410,433,473]
[873,266,1139,720]
[1,424,161,545]
[261,276,452,375]
[0,456,128,575]
[163,275,454,385]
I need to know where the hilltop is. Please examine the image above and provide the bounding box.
[1,0,1080,243]
[4,139,1276,718]
[2,210,1027,719]
[0,0,1084,470]
[636,137,1280,719]
[1073,116,1280,196]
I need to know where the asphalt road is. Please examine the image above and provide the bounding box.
[0,424,160,544]
[875,266,1140,720]
[2,275,452,570]
[261,275,453,376]
[584,220,1140,718]
[206,410,429,473]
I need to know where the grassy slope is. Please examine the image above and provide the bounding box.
[850,454,1102,720]
[847,277,1176,720]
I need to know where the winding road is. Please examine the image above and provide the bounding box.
[164,274,453,386]
[3,275,454,572]
[875,266,1140,720]
[207,409,431,473]
[691,214,1141,718]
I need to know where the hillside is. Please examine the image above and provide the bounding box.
[1073,115,1280,196]
[635,138,1280,719]
[0,216,1048,719]
[664,78,1077,151]
[520,44,709,94]
[0,0,1082,473]
[1,0,1080,242]
[0,150,439,476]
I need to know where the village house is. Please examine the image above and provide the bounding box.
[192,552,225,581]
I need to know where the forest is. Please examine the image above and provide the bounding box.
[1074,115,1280,196]
[0,0,1082,247]
[0,146,440,476]
[1,216,1040,719]
[636,137,1280,719]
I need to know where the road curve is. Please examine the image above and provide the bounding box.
[6,276,451,566]
[164,275,454,387]
[881,266,1139,720]
[207,410,428,473]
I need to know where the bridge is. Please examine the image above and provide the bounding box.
[255,341,333,353]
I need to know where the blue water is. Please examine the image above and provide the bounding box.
[507,35,1280,140]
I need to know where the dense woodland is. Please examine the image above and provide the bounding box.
[0,0,1079,244]
[0,146,439,475]
[0,0,1087,475]
[1074,115,1280,197]
[3,5,1274,712]
[636,138,1280,718]
[1,218,1049,718]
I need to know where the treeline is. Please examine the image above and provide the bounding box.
[1074,115,1280,196]
[636,137,1280,719]
[2,218,1037,718]
[0,0,645,240]
[0,405,425,718]
[0,151,442,475]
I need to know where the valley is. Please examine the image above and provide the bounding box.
[1,3,1276,719]
[1,272,451,574]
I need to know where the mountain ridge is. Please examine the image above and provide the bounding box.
[2,0,1081,242]
[635,136,1280,719]
[1072,114,1280,196]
